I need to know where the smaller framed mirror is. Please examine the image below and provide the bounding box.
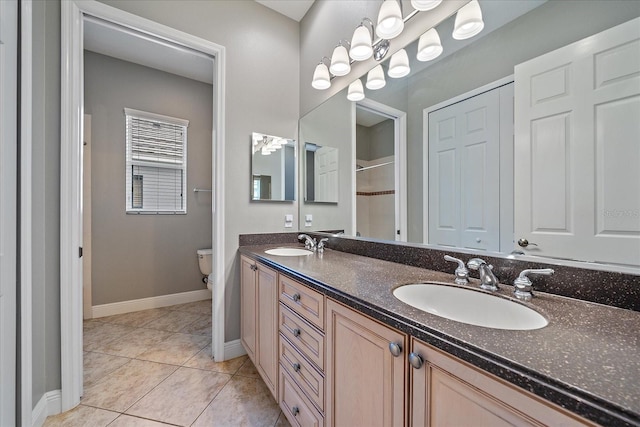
[251,132,296,202]
[304,142,339,204]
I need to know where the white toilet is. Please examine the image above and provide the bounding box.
[197,248,213,290]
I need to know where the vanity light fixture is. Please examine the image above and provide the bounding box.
[350,18,375,61]
[330,40,352,76]
[347,79,365,101]
[376,0,404,40]
[260,146,272,156]
[416,28,443,61]
[366,64,386,90]
[311,57,332,90]
[411,0,442,11]
[388,49,410,78]
[452,0,484,40]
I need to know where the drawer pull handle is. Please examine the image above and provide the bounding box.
[388,342,402,357]
[293,363,301,372]
[293,328,301,337]
[292,406,300,416]
[292,293,301,302]
[408,352,424,369]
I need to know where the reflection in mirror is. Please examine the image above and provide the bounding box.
[251,132,296,202]
[304,143,339,203]
[298,0,640,269]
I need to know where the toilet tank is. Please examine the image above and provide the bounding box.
[197,248,213,275]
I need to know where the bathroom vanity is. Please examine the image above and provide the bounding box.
[239,242,640,427]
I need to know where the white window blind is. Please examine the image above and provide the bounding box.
[125,108,189,214]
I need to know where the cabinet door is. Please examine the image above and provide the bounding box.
[240,256,257,361]
[326,299,406,427]
[257,263,278,399]
[410,339,594,427]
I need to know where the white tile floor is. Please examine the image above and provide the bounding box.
[44,301,290,427]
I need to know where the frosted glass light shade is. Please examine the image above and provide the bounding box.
[417,28,443,61]
[453,0,484,40]
[311,62,331,90]
[261,147,272,155]
[330,45,351,76]
[388,49,410,78]
[366,65,386,90]
[347,79,365,101]
[411,0,442,11]
[350,25,373,61]
[376,0,404,40]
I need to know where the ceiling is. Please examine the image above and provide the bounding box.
[255,0,315,22]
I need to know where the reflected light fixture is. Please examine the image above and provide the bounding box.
[330,40,351,76]
[366,65,386,90]
[416,28,443,61]
[376,0,404,40]
[411,0,442,11]
[260,147,272,155]
[388,49,410,78]
[311,57,331,90]
[350,18,375,61]
[347,79,365,101]
[452,0,484,40]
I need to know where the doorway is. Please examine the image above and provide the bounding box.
[354,99,407,241]
[61,0,226,411]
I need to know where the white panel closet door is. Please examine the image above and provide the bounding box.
[429,89,501,251]
[315,146,338,202]
[514,17,640,266]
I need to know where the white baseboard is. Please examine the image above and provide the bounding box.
[32,390,61,427]
[224,339,247,360]
[92,289,212,318]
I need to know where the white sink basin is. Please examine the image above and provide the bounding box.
[264,247,313,256]
[393,284,548,330]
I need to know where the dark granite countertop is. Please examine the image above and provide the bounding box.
[239,244,640,427]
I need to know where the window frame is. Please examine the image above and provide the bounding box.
[124,108,189,214]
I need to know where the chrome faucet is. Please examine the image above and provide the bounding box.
[444,255,469,285]
[467,258,499,291]
[298,234,317,251]
[317,238,329,253]
[513,268,554,301]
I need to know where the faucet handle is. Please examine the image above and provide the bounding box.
[317,238,329,253]
[444,255,469,285]
[513,268,554,301]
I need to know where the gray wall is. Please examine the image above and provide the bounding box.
[32,0,299,406]
[31,0,61,407]
[84,52,213,305]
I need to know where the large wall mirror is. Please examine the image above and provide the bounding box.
[251,132,296,202]
[298,0,640,270]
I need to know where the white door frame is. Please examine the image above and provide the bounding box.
[354,99,407,241]
[0,1,18,424]
[422,75,514,245]
[61,0,226,411]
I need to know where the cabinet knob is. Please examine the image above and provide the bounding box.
[292,293,301,302]
[293,328,301,337]
[292,406,300,416]
[388,342,402,357]
[251,264,258,271]
[408,352,424,369]
[293,363,301,372]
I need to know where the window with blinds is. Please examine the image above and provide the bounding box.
[124,108,189,214]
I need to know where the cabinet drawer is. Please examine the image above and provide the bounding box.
[280,335,325,411]
[280,367,324,427]
[279,275,324,330]
[280,303,325,370]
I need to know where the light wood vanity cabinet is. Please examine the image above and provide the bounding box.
[326,299,407,427]
[241,255,596,427]
[278,273,327,426]
[409,338,595,427]
[240,255,278,399]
